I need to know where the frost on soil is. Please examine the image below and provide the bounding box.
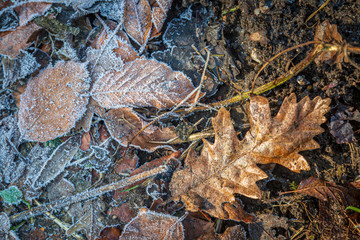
[91,58,201,109]
[18,60,90,142]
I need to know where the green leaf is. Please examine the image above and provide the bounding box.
[346,206,360,214]
[0,186,23,205]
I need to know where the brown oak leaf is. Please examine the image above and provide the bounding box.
[91,58,202,109]
[170,93,331,220]
[120,208,184,240]
[18,61,90,142]
[150,0,173,35]
[104,107,177,152]
[124,0,152,51]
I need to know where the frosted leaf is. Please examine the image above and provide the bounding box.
[0,212,10,239]
[0,92,14,111]
[0,8,19,32]
[104,107,177,152]
[151,0,173,34]
[24,144,51,186]
[91,58,201,109]
[98,0,124,21]
[87,146,111,173]
[66,199,106,239]
[57,42,78,61]
[0,186,22,205]
[86,37,124,80]
[31,136,80,189]
[75,97,105,132]
[2,51,40,88]
[124,0,152,51]
[18,61,90,142]
[120,208,184,240]
[91,26,139,63]
[0,21,41,59]
[47,177,75,202]
[14,2,51,27]
[0,115,26,184]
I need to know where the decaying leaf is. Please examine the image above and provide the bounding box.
[120,208,184,240]
[91,58,201,109]
[314,20,345,66]
[170,93,331,220]
[18,61,90,142]
[124,0,152,51]
[281,176,360,207]
[104,107,177,151]
[329,104,360,144]
[0,21,41,58]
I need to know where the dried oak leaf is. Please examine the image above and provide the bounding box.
[170,93,331,220]
[314,20,345,66]
[120,208,184,240]
[91,58,202,109]
[0,21,41,58]
[104,107,177,151]
[124,0,152,51]
[18,61,90,142]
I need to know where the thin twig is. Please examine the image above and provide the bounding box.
[10,165,168,222]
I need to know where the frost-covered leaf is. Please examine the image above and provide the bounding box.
[0,115,26,184]
[66,199,106,239]
[151,0,173,34]
[120,208,184,240]
[0,8,19,32]
[0,21,41,59]
[29,136,80,189]
[2,50,40,88]
[91,58,201,109]
[14,2,51,27]
[18,61,90,142]
[0,186,22,205]
[170,94,331,220]
[86,38,124,80]
[0,212,10,239]
[75,97,105,132]
[104,107,177,152]
[124,0,152,51]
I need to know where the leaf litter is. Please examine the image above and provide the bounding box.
[0,1,360,239]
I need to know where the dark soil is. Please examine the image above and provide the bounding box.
[1,0,360,239]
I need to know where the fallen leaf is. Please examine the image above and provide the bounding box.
[124,0,152,51]
[75,97,105,132]
[14,2,51,27]
[0,21,41,58]
[120,208,184,240]
[91,58,202,109]
[18,61,90,142]
[170,93,331,220]
[329,104,360,144]
[281,176,360,207]
[150,0,173,35]
[97,227,122,240]
[80,132,91,151]
[198,225,246,240]
[249,31,269,45]
[104,107,177,151]
[182,212,213,240]
[314,20,344,66]
[108,203,137,223]
[90,23,139,63]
